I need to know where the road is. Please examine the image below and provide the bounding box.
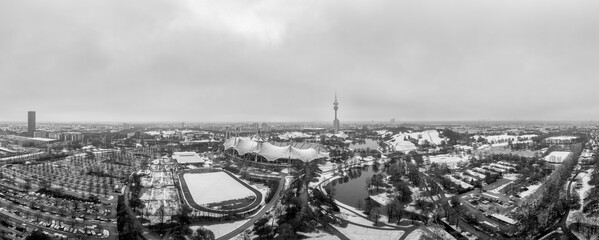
[216,175,287,240]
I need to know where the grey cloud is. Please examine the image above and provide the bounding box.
[1,0,599,122]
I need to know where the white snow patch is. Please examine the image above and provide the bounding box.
[429,155,469,167]
[403,229,425,240]
[519,183,542,198]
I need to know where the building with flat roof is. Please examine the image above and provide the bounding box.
[28,111,36,137]
[172,152,206,164]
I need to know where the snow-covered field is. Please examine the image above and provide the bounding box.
[183,172,255,205]
[386,138,417,153]
[519,183,542,198]
[475,134,537,143]
[405,130,445,145]
[385,130,445,152]
[429,155,468,167]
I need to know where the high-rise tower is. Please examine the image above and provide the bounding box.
[28,111,36,137]
[333,94,340,133]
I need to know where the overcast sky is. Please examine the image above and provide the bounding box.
[1,0,599,122]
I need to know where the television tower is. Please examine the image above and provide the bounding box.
[333,93,340,133]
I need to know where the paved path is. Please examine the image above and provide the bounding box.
[216,175,287,240]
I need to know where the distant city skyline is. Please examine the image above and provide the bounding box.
[2,0,599,122]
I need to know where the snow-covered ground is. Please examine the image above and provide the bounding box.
[405,130,445,145]
[503,174,520,181]
[519,183,542,198]
[278,131,313,140]
[427,226,457,240]
[579,169,594,206]
[403,227,456,240]
[0,151,46,161]
[386,130,445,152]
[409,186,423,200]
[183,172,255,205]
[466,170,485,179]
[489,182,512,194]
[442,219,477,240]
[567,169,597,227]
[190,219,250,239]
[376,130,392,137]
[474,134,537,143]
[477,144,491,150]
[298,231,339,240]
[319,161,337,173]
[333,224,405,240]
[491,142,509,147]
[545,136,577,141]
[544,151,572,163]
[334,201,404,228]
[429,155,468,167]
[189,219,250,238]
[386,139,417,153]
[403,229,425,240]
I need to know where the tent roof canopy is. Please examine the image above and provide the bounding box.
[224,137,327,163]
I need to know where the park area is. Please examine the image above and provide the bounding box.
[182,171,256,206]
